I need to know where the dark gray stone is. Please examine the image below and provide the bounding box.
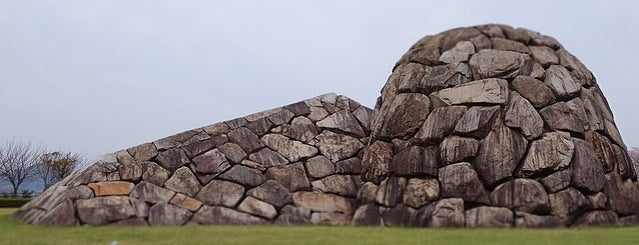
[440,136,479,165]
[511,75,556,109]
[191,148,230,175]
[453,106,500,138]
[265,162,310,192]
[191,205,266,225]
[195,180,244,207]
[414,106,467,143]
[335,158,362,174]
[352,204,381,226]
[148,203,192,226]
[472,125,527,186]
[305,155,335,179]
[465,206,513,227]
[570,138,605,193]
[391,145,438,177]
[155,148,190,172]
[572,210,619,227]
[548,188,590,223]
[219,165,266,187]
[247,180,292,208]
[540,102,585,134]
[77,196,135,225]
[130,181,175,204]
[227,127,265,153]
[164,167,201,197]
[439,162,490,204]
[491,179,550,213]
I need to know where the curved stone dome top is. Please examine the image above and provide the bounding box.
[363,23,638,226]
[16,24,639,228]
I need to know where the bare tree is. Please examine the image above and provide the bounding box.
[629,147,639,176]
[37,151,83,189]
[0,141,44,197]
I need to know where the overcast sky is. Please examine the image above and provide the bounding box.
[1,1,638,161]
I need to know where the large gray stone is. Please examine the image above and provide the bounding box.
[515,212,562,228]
[148,203,192,226]
[491,179,550,213]
[439,40,475,63]
[505,91,544,139]
[77,196,136,225]
[155,148,190,172]
[469,49,530,79]
[529,45,559,66]
[272,117,318,142]
[465,206,513,227]
[375,177,407,207]
[127,142,158,162]
[195,180,244,207]
[539,170,571,193]
[584,131,616,173]
[439,136,479,165]
[544,65,580,99]
[316,130,364,162]
[438,162,490,204]
[570,138,605,193]
[572,210,619,227]
[217,142,247,164]
[305,155,336,179]
[312,175,358,197]
[431,79,509,106]
[511,75,556,109]
[265,162,310,191]
[164,167,201,197]
[473,125,528,186]
[519,132,574,177]
[247,180,292,208]
[335,158,361,175]
[374,93,431,138]
[227,127,265,153]
[549,188,590,223]
[491,37,530,53]
[292,192,354,213]
[414,106,467,143]
[36,199,78,226]
[317,110,366,137]
[403,178,439,208]
[238,196,278,219]
[352,204,381,226]
[540,102,585,134]
[248,148,288,167]
[361,141,393,184]
[261,134,318,162]
[130,181,175,204]
[429,198,465,227]
[604,173,639,215]
[191,206,266,225]
[453,106,500,138]
[191,148,230,175]
[391,145,438,177]
[219,165,266,187]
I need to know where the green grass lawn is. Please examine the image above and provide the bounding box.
[1,208,638,245]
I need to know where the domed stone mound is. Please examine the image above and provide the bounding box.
[361,23,639,227]
[16,93,373,226]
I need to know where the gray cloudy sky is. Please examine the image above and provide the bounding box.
[1,1,638,161]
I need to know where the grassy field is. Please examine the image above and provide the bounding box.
[1,208,638,245]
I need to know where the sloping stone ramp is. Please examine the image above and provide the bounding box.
[16,24,639,227]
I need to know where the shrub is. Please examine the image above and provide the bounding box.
[0,198,31,208]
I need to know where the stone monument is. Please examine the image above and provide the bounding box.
[16,24,639,227]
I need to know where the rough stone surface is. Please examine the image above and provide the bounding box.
[164,167,201,197]
[265,163,310,192]
[439,163,490,204]
[431,79,509,106]
[247,180,292,208]
[196,180,244,208]
[19,24,637,228]
[77,196,136,225]
[414,106,467,143]
[148,203,192,226]
[491,179,550,213]
[293,192,354,214]
[403,178,439,208]
[440,136,479,165]
[472,126,527,186]
[519,132,574,177]
[465,207,513,228]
